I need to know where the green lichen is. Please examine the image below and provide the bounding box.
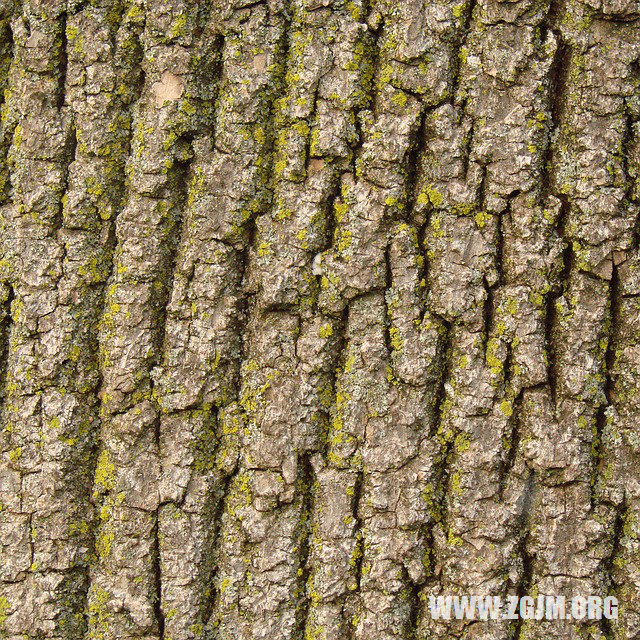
[486,338,504,378]
[88,586,110,640]
[170,14,188,39]
[474,210,491,228]
[452,3,465,19]
[389,327,403,352]
[447,529,464,546]
[425,185,443,207]
[0,596,8,630]
[499,400,513,417]
[391,91,408,107]
[451,471,463,496]
[94,450,115,495]
[454,432,471,453]
[336,229,353,254]
[319,323,333,339]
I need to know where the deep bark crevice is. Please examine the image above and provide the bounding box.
[590,262,620,507]
[294,453,315,640]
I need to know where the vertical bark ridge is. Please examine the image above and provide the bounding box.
[593,68,640,640]
[304,1,474,637]
[87,2,209,637]
[153,144,230,635]
[0,1,105,635]
[147,9,227,638]
[514,2,640,638]
[414,0,569,636]
[195,3,308,639]
[62,3,146,633]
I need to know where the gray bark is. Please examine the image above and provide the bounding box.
[0,0,638,639]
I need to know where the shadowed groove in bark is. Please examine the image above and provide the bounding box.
[0,12,14,204]
[538,29,570,205]
[203,467,239,631]
[431,319,453,435]
[407,560,428,637]
[627,54,640,250]
[293,453,315,640]
[420,319,453,563]
[0,285,14,412]
[545,194,572,407]
[154,150,195,353]
[540,4,572,407]
[199,466,234,628]
[204,455,251,630]
[450,0,477,103]
[385,186,434,631]
[483,191,508,353]
[383,243,395,367]
[509,470,536,640]
[344,468,365,640]
[316,173,343,277]
[600,496,625,640]
[318,304,350,462]
[152,515,165,639]
[190,0,213,43]
[621,110,640,251]
[152,464,165,636]
[482,274,496,354]
[0,2,13,358]
[540,5,579,413]
[498,386,525,500]
[51,124,76,295]
[590,262,620,507]
[416,220,431,324]
[351,470,365,592]
[402,110,429,221]
[56,9,68,111]
[301,81,321,176]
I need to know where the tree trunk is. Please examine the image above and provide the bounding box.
[0,0,638,638]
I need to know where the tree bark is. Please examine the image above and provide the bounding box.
[0,0,639,638]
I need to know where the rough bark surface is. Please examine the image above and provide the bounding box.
[0,0,639,638]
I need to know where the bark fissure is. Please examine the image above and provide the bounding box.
[294,453,315,640]
[545,195,572,406]
[509,471,536,640]
[590,262,620,506]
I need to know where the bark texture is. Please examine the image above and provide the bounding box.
[0,0,639,638]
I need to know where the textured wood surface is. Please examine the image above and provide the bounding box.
[0,0,639,638]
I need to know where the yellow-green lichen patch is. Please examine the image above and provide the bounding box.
[88,585,111,640]
[499,399,513,417]
[0,595,8,628]
[94,450,116,495]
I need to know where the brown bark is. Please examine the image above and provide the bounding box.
[0,0,638,639]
